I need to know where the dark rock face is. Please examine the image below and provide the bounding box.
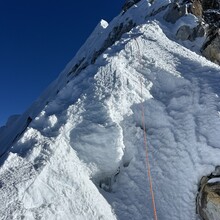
[164,0,220,65]
[200,0,220,28]
[91,20,135,64]
[197,167,220,220]
[191,0,203,17]
[203,10,220,29]
[164,2,187,23]
[202,32,220,65]
[199,0,220,64]
[176,24,205,41]
[202,0,220,11]
[122,0,141,12]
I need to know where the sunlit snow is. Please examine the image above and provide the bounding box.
[1,0,220,220]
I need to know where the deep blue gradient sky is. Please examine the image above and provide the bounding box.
[0,0,125,126]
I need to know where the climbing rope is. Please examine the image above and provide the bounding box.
[135,35,158,220]
[140,79,158,220]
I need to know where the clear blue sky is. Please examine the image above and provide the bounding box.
[0,0,124,126]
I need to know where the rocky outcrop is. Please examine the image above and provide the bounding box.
[163,0,220,65]
[202,0,220,11]
[91,20,135,64]
[190,0,203,18]
[190,0,220,64]
[202,31,220,65]
[164,2,187,24]
[176,24,205,41]
[122,0,141,12]
[197,167,220,220]
[163,0,206,40]
[201,0,220,64]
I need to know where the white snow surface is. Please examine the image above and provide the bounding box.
[208,177,220,183]
[1,0,220,219]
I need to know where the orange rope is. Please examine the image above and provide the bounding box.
[133,37,158,219]
[140,78,158,220]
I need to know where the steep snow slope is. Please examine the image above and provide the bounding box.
[1,1,220,220]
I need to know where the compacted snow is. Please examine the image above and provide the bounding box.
[1,0,220,219]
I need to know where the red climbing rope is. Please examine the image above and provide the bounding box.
[140,78,158,220]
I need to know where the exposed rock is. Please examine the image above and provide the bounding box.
[194,24,206,38]
[176,24,205,41]
[202,0,220,11]
[91,20,135,64]
[122,0,141,12]
[149,4,169,17]
[193,0,220,28]
[202,31,220,65]
[197,167,220,220]
[98,167,120,192]
[67,57,86,76]
[203,10,220,28]
[163,2,187,23]
[176,25,192,40]
[198,0,220,64]
[190,0,203,18]
[162,0,220,65]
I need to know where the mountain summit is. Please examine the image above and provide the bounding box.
[1,1,220,219]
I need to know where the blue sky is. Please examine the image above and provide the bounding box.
[0,0,124,126]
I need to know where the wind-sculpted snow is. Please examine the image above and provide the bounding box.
[1,1,220,219]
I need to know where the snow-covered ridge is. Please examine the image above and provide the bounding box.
[1,0,220,219]
[0,0,148,156]
[0,0,200,155]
